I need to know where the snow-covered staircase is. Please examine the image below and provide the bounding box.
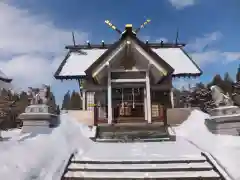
[62,153,224,179]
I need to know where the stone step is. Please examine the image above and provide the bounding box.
[96,124,169,141]
[62,152,224,180]
[23,120,50,126]
[68,161,213,172]
[97,131,169,139]
[95,137,171,142]
[97,124,166,132]
[63,170,220,179]
[72,156,207,164]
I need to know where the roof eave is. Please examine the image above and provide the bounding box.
[180,47,203,76]
[54,51,71,79]
[65,42,186,50]
[172,72,202,78]
[0,77,12,83]
[54,75,86,80]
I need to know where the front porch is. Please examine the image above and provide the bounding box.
[87,75,171,126]
[82,37,174,125]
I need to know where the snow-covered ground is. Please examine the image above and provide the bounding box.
[175,110,240,180]
[1,109,240,180]
[0,113,93,180]
[77,137,203,162]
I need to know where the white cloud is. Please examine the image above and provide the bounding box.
[0,54,63,89]
[168,0,197,9]
[187,31,222,52]
[191,51,240,66]
[186,31,240,67]
[191,51,222,65]
[0,2,88,90]
[222,52,240,62]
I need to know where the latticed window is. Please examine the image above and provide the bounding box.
[86,92,95,112]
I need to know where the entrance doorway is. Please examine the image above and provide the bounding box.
[112,87,145,123]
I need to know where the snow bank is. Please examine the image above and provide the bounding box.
[0,114,93,180]
[175,110,240,180]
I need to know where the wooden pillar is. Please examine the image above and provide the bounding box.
[107,66,112,124]
[170,88,174,108]
[82,90,86,110]
[144,87,148,121]
[94,106,98,126]
[77,79,86,110]
[146,67,152,123]
[163,106,167,126]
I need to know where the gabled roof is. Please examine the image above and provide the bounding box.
[85,34,174,77]
[54,30,202,80]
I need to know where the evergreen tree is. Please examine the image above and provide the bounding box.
[207,74,226,93]
[56,105,60,115]
[70,91,82,110]
[224,72,233,82]
[48,92,57,111]
[75,91,82,109]
[61,91,71,110]
[195,82,205,89]
[1,88,9,99]
[210,74,223,86]
[223,72,233,95]
[236,65,240,82]
[16,91,29,115]
[172,88,181,107]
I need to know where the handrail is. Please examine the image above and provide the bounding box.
[60,151,76,180]
[186,139,234,180]
[201,152,234,180]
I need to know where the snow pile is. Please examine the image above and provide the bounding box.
[0,114,93,180]
[79,125,97,138]
[175,109,240,180]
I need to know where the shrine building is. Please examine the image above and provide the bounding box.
[54,21,202,125]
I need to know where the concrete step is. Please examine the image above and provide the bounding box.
[72,155,207,164]
[97,131,169,140]
[95,137,171,142]
[63,170,220,179]
[97,123,166,132]
[62,153,223,180]
[68,161,213,172]
[96,124,169,141]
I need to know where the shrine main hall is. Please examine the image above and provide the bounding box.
[54,23,202,125]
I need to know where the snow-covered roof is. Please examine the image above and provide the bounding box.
[0,69,12,83]
[57,49,106,77]
[152,48,201,76]
[55,47,201,79]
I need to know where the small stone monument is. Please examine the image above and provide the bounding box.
[205,85,240,136]
[19,85,59,133]
[210,85,233,107]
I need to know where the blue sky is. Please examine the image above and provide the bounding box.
[0,0,240,105]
